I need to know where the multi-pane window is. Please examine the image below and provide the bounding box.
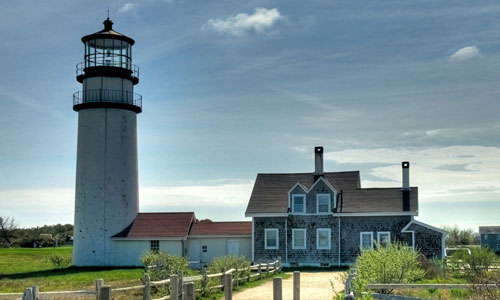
[202,245,208,253]
[316,194,331,214]
[497,234,500,240]
[497,244,500,251]
[377,232,391,247]
[292,194,306,213]
[292,229,307,249]
[360,232,373,250]
[265,229,279,249]
[317,228,331,249]
[150,240,159,252]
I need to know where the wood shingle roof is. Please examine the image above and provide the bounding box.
[245,171,418,215]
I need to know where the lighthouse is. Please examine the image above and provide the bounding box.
[73,18,141,266]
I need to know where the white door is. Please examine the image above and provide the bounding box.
[227,240,239,256]
[188,240,201,262]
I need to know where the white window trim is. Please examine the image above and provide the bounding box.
[292,228,307,250]
[360,232,374,250]
[291,194,306,214]
[316,194,331,214]
[316,228,331,250]
[377,232,391,246]
[265,228,279,250]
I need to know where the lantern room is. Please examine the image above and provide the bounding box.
[74,18,142,113]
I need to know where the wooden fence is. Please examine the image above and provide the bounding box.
[342,268,500,300]
[0,259,281,300]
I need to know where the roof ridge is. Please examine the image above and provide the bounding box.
[257,171,360,175]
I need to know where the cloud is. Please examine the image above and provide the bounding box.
[323,146,500,203]
[450,46,480,61]
[118,3,136,13]
[0,181,254,227]
[203,8,283,36]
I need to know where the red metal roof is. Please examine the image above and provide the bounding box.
[113,212,195,238]
[190,221,252,236]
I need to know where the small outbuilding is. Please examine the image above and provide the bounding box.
[110,212,251,266]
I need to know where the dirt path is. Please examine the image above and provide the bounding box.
[232,271,345,300]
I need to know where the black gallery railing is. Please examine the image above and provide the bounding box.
[76,62,140,79]
[73,90,142,109]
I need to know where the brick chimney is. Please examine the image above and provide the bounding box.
[402,161,410,211]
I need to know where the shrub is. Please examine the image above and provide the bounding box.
[205,256,251,296]
[353,243,424,296]
[48,254,72,268]
[449,247,496,277]
[418,255,444,278]
[141,251,190,281]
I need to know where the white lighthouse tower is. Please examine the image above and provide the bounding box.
[73,18,141,266]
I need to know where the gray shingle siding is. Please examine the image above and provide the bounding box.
[254,215,420,265]
[407,223,444,259]
[340,216,413,263]
[290,179,337,214]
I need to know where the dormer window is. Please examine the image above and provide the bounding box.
[292,194,306,214]
[316,194,331,214]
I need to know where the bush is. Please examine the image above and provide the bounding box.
[353,243,424,296]
[449,247,497,277]
[141,251,190,281]
[418,255,444,279]
[204,255,251,296]
[48,254,72,268]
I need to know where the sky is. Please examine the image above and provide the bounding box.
[1,0,499,230]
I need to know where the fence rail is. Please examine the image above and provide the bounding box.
[343,268,500,300]
[0,258,281,300]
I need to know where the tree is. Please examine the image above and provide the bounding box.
[353,243,424,296]
[442,225,476,246]
[0,216,18,247]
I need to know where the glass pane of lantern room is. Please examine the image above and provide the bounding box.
[104,39,113,66]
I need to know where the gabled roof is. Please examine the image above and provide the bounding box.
[245,171,418,215]
[113,212,195,239]
[479,226,500,234]
[190,221,252,236]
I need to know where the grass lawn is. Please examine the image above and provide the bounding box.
[0,247,143,293]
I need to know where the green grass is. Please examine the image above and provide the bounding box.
[0,247,143,293]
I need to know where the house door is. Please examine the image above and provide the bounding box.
[227,240,239,256]
[188,240,201,262]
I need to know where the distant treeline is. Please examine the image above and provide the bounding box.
[1,223,73,248]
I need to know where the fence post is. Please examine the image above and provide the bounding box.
[277,256,282,272]
[95,279,104,300]
[293,271,300,300]
[266,263,270,277]
[99,285,111,300]
[178,271,184,300]
[235,266,239,288]
[171,274,179,300]
[31,286,39,300]
[258,264,262,280]
[247,266,251,283]
[273,277,282,300]
[224,273,232,300]
[142,273,151,300]
[201,268,208,296]
[221,268,226,291]
[22,288,33,300]
[185,282,195,300]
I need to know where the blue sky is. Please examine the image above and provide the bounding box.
[1,1,499,230]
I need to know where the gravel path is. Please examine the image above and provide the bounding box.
[232,271,345,300]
